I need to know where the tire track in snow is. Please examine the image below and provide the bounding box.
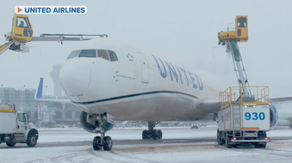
[23,159,44,163]
[79,158,94,163]
[49,151,85,163]
[86,147,128,163]
[215,143,292,158]
[110,151,162,163]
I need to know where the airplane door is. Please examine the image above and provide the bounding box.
[137,52,149,83]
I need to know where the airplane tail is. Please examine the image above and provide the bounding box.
[35,78,43,99]
[34,77,70,103]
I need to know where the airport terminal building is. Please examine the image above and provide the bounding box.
[0,87,81,127]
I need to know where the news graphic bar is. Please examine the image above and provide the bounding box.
[15,6,87,14]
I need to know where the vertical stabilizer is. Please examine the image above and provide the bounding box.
[35,78,43,99]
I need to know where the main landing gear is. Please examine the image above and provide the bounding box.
[142,122,162,140]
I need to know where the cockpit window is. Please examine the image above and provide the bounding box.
[79,50,96,58]
[67,50,80,60]
[108,50,118,61]
[98,50,110,60]
[68,49,118,61]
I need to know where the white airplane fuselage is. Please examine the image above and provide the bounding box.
[60,38,217,122]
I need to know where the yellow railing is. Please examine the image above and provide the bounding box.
[219,86,269,109]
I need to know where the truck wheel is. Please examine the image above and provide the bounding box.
[217,130,224,145]
[255,132,267,148]
[255,142,266,148]
[225,134,232,148]
[27,134,37,147]
[6,141,16,147]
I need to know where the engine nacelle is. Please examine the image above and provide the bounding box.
[80,111,114,133]
[269,104,278,129]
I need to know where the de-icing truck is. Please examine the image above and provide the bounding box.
[0,103,38,147]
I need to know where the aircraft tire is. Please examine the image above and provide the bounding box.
[103,136,113,151]
[157,130,162,139]
[142,130,149,139]
[151,130,158,140]
[93,136,102,151]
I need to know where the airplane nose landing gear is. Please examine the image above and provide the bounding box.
[102,136,113,151]
[80,112,114,151]
[142,122,162,140]
[92,134,113,151]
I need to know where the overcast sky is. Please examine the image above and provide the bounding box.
[0,0,292,101]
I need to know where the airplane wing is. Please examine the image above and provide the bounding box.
[35,78,71,103]
[270,97,292,103]
[197,96,292,122]
[195,99,220,121]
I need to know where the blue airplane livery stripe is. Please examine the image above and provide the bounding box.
[72,91,198,105]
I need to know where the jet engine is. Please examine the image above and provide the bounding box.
[269,104,279,129]
[80,111,114,133]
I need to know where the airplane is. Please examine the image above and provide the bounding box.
[34,37,292,151]
[2,14,290,151]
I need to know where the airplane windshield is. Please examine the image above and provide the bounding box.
[67,49,118,61]
[108,50,118,61]
[67,50,80,60]
[79,50,96,58]
[97,50,109,60]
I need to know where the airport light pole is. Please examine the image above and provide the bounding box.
[22,85,26,110]
[44,86,47,95]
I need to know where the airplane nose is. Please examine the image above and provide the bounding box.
[60,59,91,95]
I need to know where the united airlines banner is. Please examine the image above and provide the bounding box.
[15,6,87,14]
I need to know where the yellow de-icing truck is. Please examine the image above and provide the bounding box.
[216,16,275,148]
[0,14,34,55]
[0,103,38,147]
[0,14,107,56]
[10,14,34,43]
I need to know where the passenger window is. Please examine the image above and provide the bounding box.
[98,50,110,60]
[79,50,96,58]
[108,50,118,61]
[67,50,80,60]
[17,113,26,122]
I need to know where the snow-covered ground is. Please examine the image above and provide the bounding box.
[0,127,292,163]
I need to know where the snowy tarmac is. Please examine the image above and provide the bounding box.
[1,126,292,163]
